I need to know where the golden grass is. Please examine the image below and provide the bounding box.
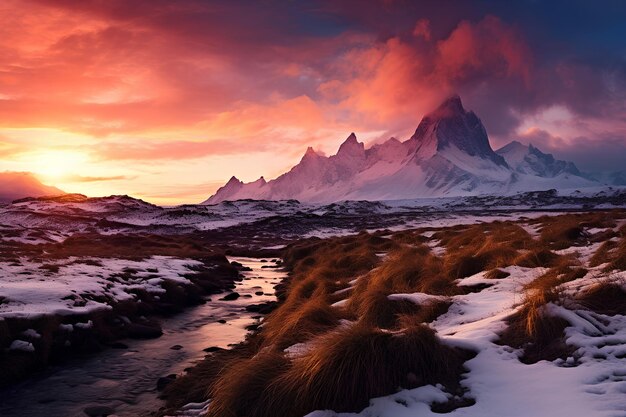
[485,268,511,279]
[349,290,421,329]
[576,281,626,316]
[498,286,572,363]
[589,240,619,267]
[533,212,621,250]
[165,211,626,416]
[205,351,291,417]
[523,251,586,291]
[513,249,561,268]
[260,297,344,350]
[260,232,394,349]
[435,222,534,279]
[268,323,462,415]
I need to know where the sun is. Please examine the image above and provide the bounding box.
[27,150,89,181]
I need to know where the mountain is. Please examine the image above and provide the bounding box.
[496,141,582,177]
[0,172,64,203]
[587,170,626,186]
[205,95,596,204]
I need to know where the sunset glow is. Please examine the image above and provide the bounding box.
[27,150,89,180]
[2,2,626,415]
[1,0,624,204]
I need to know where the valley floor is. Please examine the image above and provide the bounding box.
[162,210,626,417]
[1,193,626,417]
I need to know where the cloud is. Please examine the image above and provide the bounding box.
[518,127,626,172]
[313,15,534,140]
[435,16,532,86]
[93,139,266,161]
[0,0,624,202]
[412,19,431,40]
[63,174,130,182]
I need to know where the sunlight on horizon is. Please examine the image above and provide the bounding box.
[26,150,90,181]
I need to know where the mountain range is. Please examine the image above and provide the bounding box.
[205,95,597,204]
[0,172,64,203]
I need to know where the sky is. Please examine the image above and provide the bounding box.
[0,0,625,204]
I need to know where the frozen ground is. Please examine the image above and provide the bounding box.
[2,187,626,248]
[305,234,626,417]
[2,192,626,417]
[0,256,201,320]
[0,258,286,417]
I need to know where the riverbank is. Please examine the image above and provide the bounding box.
[0,257,287,417]
[0,253,242,389]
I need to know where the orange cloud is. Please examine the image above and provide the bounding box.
[436,16,532,86]
[0,1,622,203]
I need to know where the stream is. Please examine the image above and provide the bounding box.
[0,257,286,417]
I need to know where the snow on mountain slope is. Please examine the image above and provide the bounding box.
[0,172,64,203]
[495,141,597,192]
[497,141,582,178]
[406,95,508,167]
[589,170,626,186]
[205,95,596,204]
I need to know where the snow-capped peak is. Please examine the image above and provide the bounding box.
[204,95,596,204]
[226,176,242,186]
[336,133,366,159]
[251,176,267,186]
[406,94,508,168]
[497,141,583,178]
[301,146,322,161]
[428,94,465,118]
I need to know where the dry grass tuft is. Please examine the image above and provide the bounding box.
[367,246,450,293]
[485,268,511,279]
[589,240,619,267]
[576,281,626,316]
[205,351,291,417]
[350,290,420,329]
[160,345,252,410]
[345,246,458,328]
[260,323,468,417]
[606,238,626,271]
[436,222,533,279]
[348,290,449,329]
[524,256,586,292]
[498,286,572,363]
[514,249,561,268]
[259,232,395,349]
[534,212,618,250]
[260,297,343,350]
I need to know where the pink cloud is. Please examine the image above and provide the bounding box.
[0,0,623,203]
[436,16,532,86]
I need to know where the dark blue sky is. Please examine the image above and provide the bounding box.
[1,0,624,202]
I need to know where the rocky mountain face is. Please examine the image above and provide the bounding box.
[205,95,596,204]
[496,141,582,178]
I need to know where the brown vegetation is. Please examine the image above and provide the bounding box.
[435,222,534,278]
[260,297,344,349]
[485,268,511,279]
[498,286,572,364]
[206,322,470,417]
[576,281,626,316]
[163,211,626,416]
[532,211,621,250]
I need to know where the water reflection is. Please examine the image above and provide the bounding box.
[0,257,285,417]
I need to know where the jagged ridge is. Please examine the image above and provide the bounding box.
[205,96,596,204]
